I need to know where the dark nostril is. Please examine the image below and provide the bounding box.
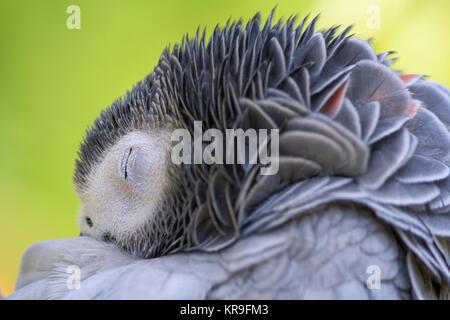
[79,232,84,237]
[85,217,93,227]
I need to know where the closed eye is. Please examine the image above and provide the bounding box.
[119,147,134,180]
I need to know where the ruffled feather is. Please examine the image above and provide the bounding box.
[75,12,450,298]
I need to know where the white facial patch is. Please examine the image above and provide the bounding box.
[77,130,171,242]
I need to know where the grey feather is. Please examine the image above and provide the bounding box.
[358,129,412,190]
[407,107,450,166]
[395,155,450,184]
[411,82,450,130]
[10,11,450,300]
[333,99,362,137]
[358,101,381,141]
[367,116,410,145]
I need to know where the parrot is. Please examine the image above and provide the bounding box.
[8,12,450,300]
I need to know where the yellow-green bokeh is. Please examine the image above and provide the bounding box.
[1,0,449,295]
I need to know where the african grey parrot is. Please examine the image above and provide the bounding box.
[8,12,450,300]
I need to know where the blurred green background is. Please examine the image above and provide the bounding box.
[1,0,449,295]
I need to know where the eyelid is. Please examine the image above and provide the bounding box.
[119,146,143,180]
[119,147,134,179]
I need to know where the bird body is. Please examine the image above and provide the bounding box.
[9,12,450,299]
[10,203,411,299]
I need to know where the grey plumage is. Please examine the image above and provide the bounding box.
[11,204,412,300]
[11,11,450,299]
